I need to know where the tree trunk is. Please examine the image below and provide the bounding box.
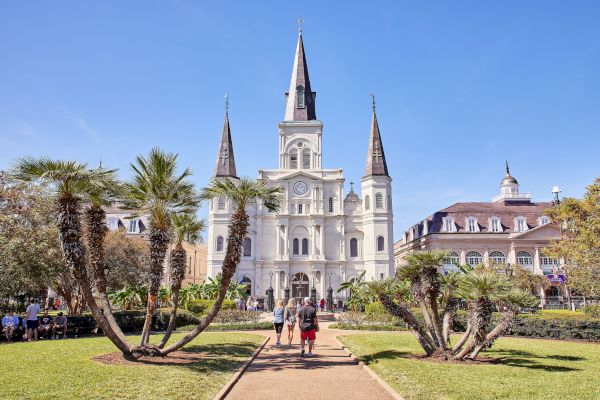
[56,195,135,357]
[140,226,170,346]
[451,324,472,353]
[442,298,457,345]
[469,310,517,359]
[418,299,441,347]
[159,246,186,348]
[158,206,248,356]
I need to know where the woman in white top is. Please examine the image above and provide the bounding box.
[283,298,297,346]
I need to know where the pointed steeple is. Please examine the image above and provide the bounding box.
[364,95,389,177]
[213,95,237,178]
[284,20,316,121]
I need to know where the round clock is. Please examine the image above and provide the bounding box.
[293,181,308,196]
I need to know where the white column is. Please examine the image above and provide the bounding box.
[460,249,466,265]
[311,224,316,256]
[484,249,490,266]
[275,270,281,300]
[509,244,516,265]
[284,224,289,256]
[534,246,542,274]
[320,225,324,259]
[276,225,281,257]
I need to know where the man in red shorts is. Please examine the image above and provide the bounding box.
[297,297,318,357]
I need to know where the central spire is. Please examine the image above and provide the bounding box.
[364,96,389,177]
[213,94,237,178]
[284,21,316,121]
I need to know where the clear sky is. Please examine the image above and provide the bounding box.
[1,1,599,238]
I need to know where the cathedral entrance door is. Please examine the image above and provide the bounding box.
[291,273,309,300]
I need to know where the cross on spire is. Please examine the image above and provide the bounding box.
[370,93,376,113]
[298,16,303,33]
[225,92,229,115]
[350,181,355,192]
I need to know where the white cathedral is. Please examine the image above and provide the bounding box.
[206,28,394,303]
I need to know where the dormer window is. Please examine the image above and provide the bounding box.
[296,86,305,108]
[466,217,479,232]
[128,219,139,234]
[442,217,455,233]
[538,216,549,226]
[489,217,502,233]
[107,218,118,231]
[514,217,528,233]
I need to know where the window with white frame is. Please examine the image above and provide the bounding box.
[444,251,459,266]
[489,251,506,265]
[301,238,309,255]
[375,193,384,209]
[128,219,138,233]
[242,237,251,257]
[377,236,385,252]
[292,238,299,255]
[517,251,533,267]
[217,197,225,211]
[538,216,549,226]
[216,236,224,252]
[107,218,118,231]
[466,251,483,267]
[328,197,333,213]
[350,238,358,257]
[442,217,455,233]
[302,148,311,169]
[364,195,370,210]
[540,255,559,270]
[466,218,478,232]
[489,217,502,232]
[298,204,303,214]
[514,217,527,232]
[290,148,298,169]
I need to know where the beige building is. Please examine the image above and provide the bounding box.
[395,164,567,306]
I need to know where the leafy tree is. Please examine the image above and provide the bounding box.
[337,271,374,311]
[545,178,600,300]
[104,231,150,290]
[122,148,199,346]
[368,251,537,361]
[108,286,147,310]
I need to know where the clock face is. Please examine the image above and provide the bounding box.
[293,181,308,196]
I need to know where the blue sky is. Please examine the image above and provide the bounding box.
[1,1,599,238]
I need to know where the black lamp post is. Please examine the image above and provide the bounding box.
[326,272,334,312]
[310,270,317,306]
[266,272,274,312]
[284,272,290,305]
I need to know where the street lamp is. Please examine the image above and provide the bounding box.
[326,272,333,312]
[310,268,317,306]
[552,186,561,205]
[266,272,274,312]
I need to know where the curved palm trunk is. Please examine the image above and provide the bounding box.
[453,298,493,360]
[140,226,170,346]
[57,195,134,356]
[469,310,517,359]
[158,246,186,348]
[158,206,248,356]
[442,298,458,344]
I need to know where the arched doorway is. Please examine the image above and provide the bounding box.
[240,276,252,296]
[292,273,309,300]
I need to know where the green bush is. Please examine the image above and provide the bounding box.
[582,305,600,319]
[213,310,261,324]
[187,300,236,315]
[330,322,405,331]
[365,302,399,324]
[206,321,273,331]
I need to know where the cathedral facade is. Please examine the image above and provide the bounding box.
[206,29,394,303]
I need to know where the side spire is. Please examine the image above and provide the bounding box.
[213,94,237,178]
[364,95,389,177]
[284,19,316,121]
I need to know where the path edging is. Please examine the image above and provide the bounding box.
[334,336,405,400]
[212,335,270,400]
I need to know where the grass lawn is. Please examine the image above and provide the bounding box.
[0,332,263,400]
[339,332,600,400]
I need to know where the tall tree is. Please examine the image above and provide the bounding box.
[159,177,281,354]
[123,148,199,346]
[545,178,600,299]
[10,158,134,356]
[104,231,150,290]
[159,213,205,348]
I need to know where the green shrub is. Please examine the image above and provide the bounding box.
[187,300,236,315]
[365,302,399,324]
[213,310,261,324]
[330,322,405,331]
[206,321,273,331]
[582,305,600,319]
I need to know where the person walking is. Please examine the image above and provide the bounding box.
[319,298,325,312]
[297,297,318,357]
[25,299,41,341]
[272,299,285,346]
[284,298,297,346]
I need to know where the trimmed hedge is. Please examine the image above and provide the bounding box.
[330,323,405,331]
[187,300,237,315]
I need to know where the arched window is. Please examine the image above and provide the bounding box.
[296,85,305,108]
[243,237,251,257]
[290,148,298,169]
[466,251,483,266]
[292,238,299,255]
[490,251,506,265]
[517,251,533,267]
[328,197,334,213]
[302,148,311,169]
[377,236,385,252]
[350,238,358,257]
[364,195,370,210]
[375,193,384,209]
[301,238,309,255]
[216,236,224,252]
[445,251,459,265]
[217,197,225,211]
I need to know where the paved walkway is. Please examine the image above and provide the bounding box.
[225,319,395,400]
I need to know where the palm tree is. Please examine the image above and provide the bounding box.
[123,148,199,346]
[337,271,370,311]
[108,286,147,310]
[159,213,205,348]
[159,177,281,354]
[10,158,134,356]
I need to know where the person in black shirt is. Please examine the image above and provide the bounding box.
[297,297,319,357]
[38,309,53,339]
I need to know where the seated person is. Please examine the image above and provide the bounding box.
[52,312,67,339]
[38,309,53,339]
[2,309,20,341]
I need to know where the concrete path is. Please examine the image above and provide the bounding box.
[225,320,395,400]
